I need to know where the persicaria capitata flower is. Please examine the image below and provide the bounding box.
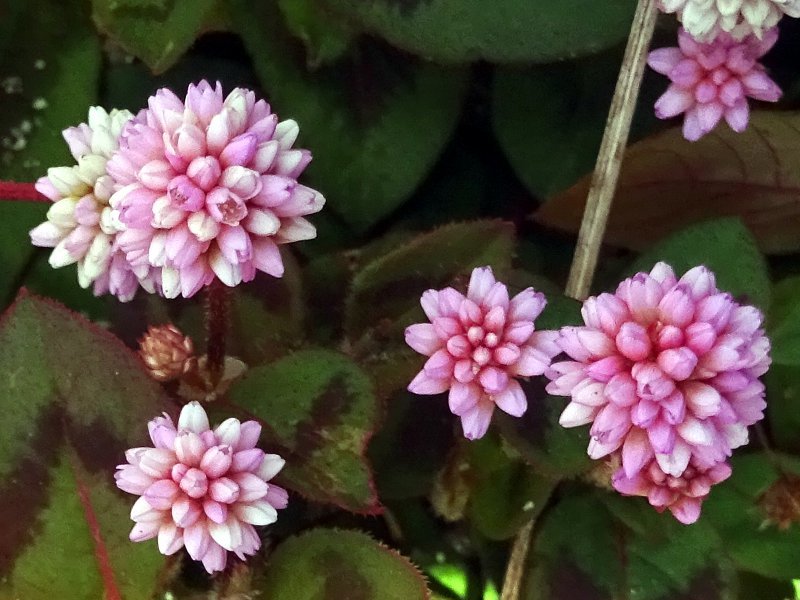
[546,262,770,523]
[106,80,325,299]
[658,0,800,42]
[648,28,781,141]
[29,107,146,301]
[405,266,559,440]
[115,401,288,573]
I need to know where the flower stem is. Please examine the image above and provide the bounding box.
[205,280,231,383]
[500,519,534,600]
[564,0,658,301]
[0,180,47,202]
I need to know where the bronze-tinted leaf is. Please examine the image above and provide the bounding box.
[226,349,381,513]
[536,111,800,255]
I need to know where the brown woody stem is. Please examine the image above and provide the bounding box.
[205,280,231,382]
[500,2,657,598]
[500,519,534,600]
[564,0,658,301]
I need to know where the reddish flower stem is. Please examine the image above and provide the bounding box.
[0,180,48,202]
[205,279,231,384]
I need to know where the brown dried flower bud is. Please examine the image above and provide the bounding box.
[138,324,195,382]
[759,473,800,530]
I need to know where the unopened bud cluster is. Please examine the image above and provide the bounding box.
[139,324,196,382]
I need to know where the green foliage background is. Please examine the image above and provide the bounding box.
[2,0,800,598]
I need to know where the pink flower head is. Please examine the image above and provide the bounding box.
[29,107,147,301]
[405,266,560,440]
[106,80,325,298]
[613,458,732,524]
[648,28,781,141]
[546,262,770,522]
[115,401,288,573]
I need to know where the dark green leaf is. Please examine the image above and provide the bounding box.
[630,218,770,309]
[0,203,43,307]
[0,453,164,598]
[0,292,171,594]
[258,529,430,599]
[278,0,354,68]
[467,435,556,540]
[368,391,454,500]
[320,0,636,63]
[766,364,800,452]
[231,0,467,232]
[226,349,381,513]
[767,276,800,366]
[91,0,220,74]
[0,0,101,181]
[0,291,172,476]
[533,490,723,600]
[703,453,800,580]
[345,220,516,340]
[494,49,662,199]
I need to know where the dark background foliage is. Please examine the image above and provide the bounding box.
[2,0,800,598]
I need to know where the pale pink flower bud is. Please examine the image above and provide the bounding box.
[186,155,222,191]
[116,401,288,572]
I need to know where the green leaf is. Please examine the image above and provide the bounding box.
[226,349,381,513]
[467,436,556,540]
[536,111,800,255]
[703,453,800,581]
[767,276,800,366]
[766,363,800,452]
[533,490,723,600]
[91,0,219,73]
[494,49,661,199]
[0,0,101,181]
[0,0,100,312]
[495,392,591,480]
[0,292,172,479]
[0,292,172,594]
[278,0,354,68]
[1,455,163,599]
[345,220,516,340]
[368,391,454,500]
[231,0,467,232]
[258,529,430,599]
[0,203,44,307]
[319,0,636,63]
[630,218,770,309]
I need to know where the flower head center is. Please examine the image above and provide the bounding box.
[179,467,209,499]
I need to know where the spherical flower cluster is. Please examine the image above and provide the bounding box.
[405,266,559,440]
[106,80,325,299]
[648,28,781,141]
[546,262,770,523]
[115,402,288,573]
[658,0,800,42]
[29,107,145,301]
